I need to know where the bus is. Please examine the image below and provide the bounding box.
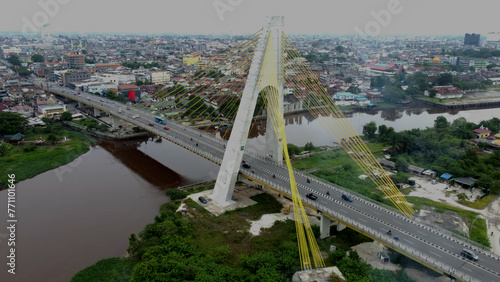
[155,116,167,125]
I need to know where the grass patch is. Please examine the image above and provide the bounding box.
[459,194,496,210]
[406,196,490,247]
[0,130,94,188]
[71,257,138,282]
[183,194,285,268]
[183,181,215,194]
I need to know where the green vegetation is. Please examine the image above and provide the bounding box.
[0,130,94,188]
[120,61,162,69]
[71,258,138,282]
[75,188,415,281]
[31,53,45,62]
[405,197,489,246]
[0,112,28,134]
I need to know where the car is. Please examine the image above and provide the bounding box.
[164,127,169,130]
[148,123,154,126]
[342,194,353,202]
[100,99,104,102]
[461,249,478,261]
[198,196,208,204]
[242,163,251,169]
[306,193,317,200]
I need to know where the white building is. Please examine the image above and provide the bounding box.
[97,73,136,85]
[150,71,171,84]
[1,46,22,58]
[75,82,117,94]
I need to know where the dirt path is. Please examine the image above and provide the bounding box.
[408,176,500,255]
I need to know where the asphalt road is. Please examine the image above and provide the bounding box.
[50,86,500,282]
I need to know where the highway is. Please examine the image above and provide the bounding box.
[50,85,500,282]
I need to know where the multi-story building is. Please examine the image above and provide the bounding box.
[117,84,141,102]
[150,71,171,84]
[62,71,91,87]
[64,53,85,68]
[464,33,480,46]
[1,46,21,58]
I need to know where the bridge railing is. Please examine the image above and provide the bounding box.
[244,150,494,255]
[248,172,476,281]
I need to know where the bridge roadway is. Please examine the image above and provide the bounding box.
[52,86,500,282]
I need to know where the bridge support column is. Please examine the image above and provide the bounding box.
[94,107,101,117]
[111,116,121,129]
[337,222,346,232]
[320,214,331,239]
[78,101,83,108]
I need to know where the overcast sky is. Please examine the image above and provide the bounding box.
[0,0,498,36]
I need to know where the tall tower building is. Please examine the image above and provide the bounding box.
[464,33,480,46]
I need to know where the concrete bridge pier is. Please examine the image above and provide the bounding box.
[320,215,347,239]
[78,101,83,108]
[111,116,122,129]
[94,107,101,117]
[320,214,331,239]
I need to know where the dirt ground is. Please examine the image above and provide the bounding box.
[407,175,500,255]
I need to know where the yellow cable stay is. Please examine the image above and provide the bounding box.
[258,32,325,270]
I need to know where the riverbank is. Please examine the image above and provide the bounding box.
[0,130,95,189]
[415,90,500,109]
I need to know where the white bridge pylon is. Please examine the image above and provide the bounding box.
[210,16,284,206]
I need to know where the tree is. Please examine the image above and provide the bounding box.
[434,116,449,130]
[429,88,438,98]
[346,86,361,94]
[0,112,27,134]
[304,142,314,152]
[18,67,32,77]
[345,76,353,83]
[371,76,391,88]
[287,143,301,156]
[47,135,58,144]
[435,73,453,85]
[31,54,45,62]
[60,112,73,121]
[7,55,21,66]
[0,143,14,157]
[363,122,377,139]
[335,45,346,53]
[382,86,407,103]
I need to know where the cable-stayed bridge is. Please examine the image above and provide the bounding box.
[49,16,500,281]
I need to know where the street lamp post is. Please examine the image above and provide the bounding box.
[469,215,482,238]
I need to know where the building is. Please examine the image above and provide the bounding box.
[64,53,85,68]
[1,46,21,58]
[98,73,136,85]
[62,71,91,87]
[427,85,464,99]
[183,55,200,66]
[472,128,491,138]
[38,104,67,117]
[464,33,480,46]
[150,71,171,84]
[117,84,141,102]
[76,82,116,94]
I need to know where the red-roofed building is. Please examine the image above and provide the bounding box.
[428,85,464,99]
[473,129,491,138]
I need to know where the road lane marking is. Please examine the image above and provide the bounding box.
[429,251,442,258]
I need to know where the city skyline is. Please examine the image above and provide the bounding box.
[0,0,498,36]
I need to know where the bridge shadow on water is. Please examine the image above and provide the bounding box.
[99,137,190,190]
